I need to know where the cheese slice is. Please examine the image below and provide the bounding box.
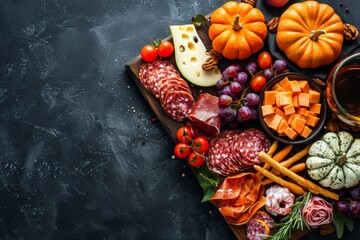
[170,24,221,87]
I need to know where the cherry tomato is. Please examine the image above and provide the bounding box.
[157,41,174,58]
[188,152,205,167]
[257,51,273,70]
[174,143,192,159]
[191,136,209,154]
[140,45,157,62]
[176,126,193,143]
[250,75,267,92]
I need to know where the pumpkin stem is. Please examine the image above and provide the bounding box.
[232,15,242,31]
[309,30,327,41]
[338,154,347,166]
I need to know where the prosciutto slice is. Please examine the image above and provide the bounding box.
[302,196,333,228]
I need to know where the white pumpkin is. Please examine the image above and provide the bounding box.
[306,131,360,189]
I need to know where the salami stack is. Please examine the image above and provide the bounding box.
[206,128,271,176]
[139,59,194,121]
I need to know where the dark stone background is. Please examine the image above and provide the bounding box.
[0,0,359,239]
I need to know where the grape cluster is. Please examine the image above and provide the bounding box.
[333,185,360,217]
[215,55,287,128]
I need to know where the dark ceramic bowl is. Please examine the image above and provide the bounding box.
[257,72,327,145]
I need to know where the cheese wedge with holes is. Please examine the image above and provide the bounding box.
[170,24,221,87]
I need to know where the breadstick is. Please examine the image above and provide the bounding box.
[257,144,293,180]
[262,162,306,185]
[259,151,339,200]
[254,165,305,195]
[272,145,311,175]
[267,140,278,157]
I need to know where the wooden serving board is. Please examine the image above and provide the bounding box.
[124,17,316,239]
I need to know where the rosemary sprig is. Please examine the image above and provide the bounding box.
[268,192,312,240]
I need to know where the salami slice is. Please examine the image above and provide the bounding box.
[252,211,274,229]
[239,128,271,165]
[162,91,194,121]
[246,219,270,240]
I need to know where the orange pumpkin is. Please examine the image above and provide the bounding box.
[208,1,267,60]
[276,1,344,69]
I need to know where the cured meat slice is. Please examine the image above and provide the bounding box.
[139,59,194,122]
[252,211,274,229]
[162,91,195,122]
[246,219,270,240]
[188,93,221,136]
[239,128,271,165]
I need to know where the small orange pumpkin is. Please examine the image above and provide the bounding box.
[208,1,267,60]
[276,1,344,69]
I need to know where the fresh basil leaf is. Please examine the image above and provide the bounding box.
[201,187,216,203]
[332,210,345,239]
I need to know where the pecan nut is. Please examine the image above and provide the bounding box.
[267,17,279,33]
[319,223,335,236]
[242,0,257,7]
[202,57,218,71]
[344,23,359,41]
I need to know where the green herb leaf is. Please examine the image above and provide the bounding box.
[151,38,162,48]
[343,213,354,232]
[191,14,206,28]
[332,210,345,239]
[195,165,219,202]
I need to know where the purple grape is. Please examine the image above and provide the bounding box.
[238,106,252,120]
[350,186,360,200]
[219,107,236,122]
[263,69,274,80]
[350,200,360,216]
[337,200,350,214]
[245,62,257,75]
[222,65,238,79]
[217,89,224,96]
[236,112,245,123]
[230,82,242,94]
[216,79,226,90]
[222,86,235,98]
[245,93,260,106]
[249,107,258,120]
[229,63,242,72]
[234,72,248,84]
[219,95,233,107]
[273,59,287,72]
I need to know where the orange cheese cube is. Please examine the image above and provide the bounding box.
[287,114,300,125]
[277,119,289,134]
[298,80,310,93]
[284,127,298,140]
[263,91,277,105]
[268,114,283,130]
[262,105,275,117]
[296,107,308,116]
[309,90,321,103]
[306,115,320,127]
[298,93,310,107]
[279,92,293,106]
[272,83,286,92]
[291,116,306,133]
[279,77,292,91]
[263,114,275,128]
[309,103,321,114]
[275,93,281,107]
[275,108,288,120]
[307,111,317,116]
[283,104,296,115]
[300,126,313,138]
[289,80,301,93]
[292,95,299,108]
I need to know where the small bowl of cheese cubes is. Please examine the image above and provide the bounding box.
[258,72,327,145]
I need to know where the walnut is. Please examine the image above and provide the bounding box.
[319,223,335,236]
[267,17,279,33]
[242,0,257,7]
[344,23,359,41]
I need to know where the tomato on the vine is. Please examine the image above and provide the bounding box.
[250,75,267,92]
[176,126,193,143]
[174,143,192,159]
[157,41,174,58]
[191,136,209,154]
[140,45,157,62]
[188,152,205,167]
[257,51,273,70]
